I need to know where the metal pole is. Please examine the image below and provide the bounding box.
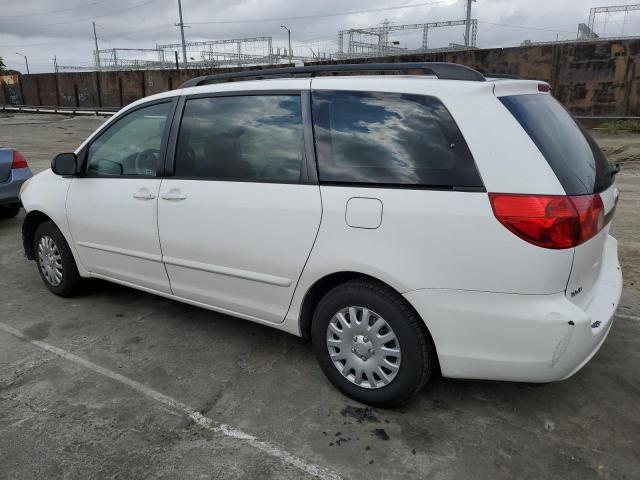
[175,51,180,70]
[464,0,473,47]
[177,0,188,68]
[93,22,101,71]
[15,53,29,74]
[281,25,291,64]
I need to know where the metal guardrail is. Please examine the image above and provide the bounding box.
[0,104,118,116]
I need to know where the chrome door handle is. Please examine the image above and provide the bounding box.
[133,189,156,200]
[160,189,187,201]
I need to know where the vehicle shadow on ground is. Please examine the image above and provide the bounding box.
[78,278,579,414]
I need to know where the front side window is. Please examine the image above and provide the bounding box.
[175,95,304,182]
[86,102,171,177]
[312,91,483,188]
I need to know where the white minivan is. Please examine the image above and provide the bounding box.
[19,63,622,407]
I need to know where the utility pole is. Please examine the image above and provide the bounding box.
[281,24,292,64]
[464,0,475,47]
[176,0,188,69]
[92,22,101,71]
[15,52,29,74]
[53,55,58,73]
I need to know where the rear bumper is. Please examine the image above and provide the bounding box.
[0,167,32,206]
[404,235,622,383]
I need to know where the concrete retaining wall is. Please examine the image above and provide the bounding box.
[2,38,639,117]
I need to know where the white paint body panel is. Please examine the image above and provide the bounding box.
[405,235,621,382]
[19,169,89,277]
[157,180,321,324]
[66,178,171,293]
[20,74,623,384]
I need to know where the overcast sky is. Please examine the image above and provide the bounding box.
[1,0,639,73]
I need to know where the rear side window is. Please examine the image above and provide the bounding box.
[312,91,483,188]
[500,94,613,195]
[175,95,304,182]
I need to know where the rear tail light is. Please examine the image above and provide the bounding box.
[489,193,604,249]
[11,150,28,169]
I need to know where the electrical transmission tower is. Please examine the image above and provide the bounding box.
[585,4,640,39]
[337,18,478,59]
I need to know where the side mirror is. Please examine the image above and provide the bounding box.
[51,153,79,176]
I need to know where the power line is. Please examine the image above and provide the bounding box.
[9,0,161,27]
[186,1,446,25]
[0,0,117,18]
[0,23,171,48]
[477,19,576,34]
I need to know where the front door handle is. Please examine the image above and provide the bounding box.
[133,188,156,200]
[160,189,187,201]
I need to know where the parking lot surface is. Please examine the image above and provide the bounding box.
[1,113,639,479]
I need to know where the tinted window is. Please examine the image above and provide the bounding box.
[312,91,482,187]
[500,94,613,195]
[175,95,304,182]
[87,102,170,177]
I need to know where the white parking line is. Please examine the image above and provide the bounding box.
[616,313,640,322]
[0,321,342,480]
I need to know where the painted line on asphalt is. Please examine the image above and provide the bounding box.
[0,321,342,480]
[616,313,640,322]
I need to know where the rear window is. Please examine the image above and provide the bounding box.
[312,91,483,188]
[500,94,613,195]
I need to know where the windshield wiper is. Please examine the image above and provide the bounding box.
[608,163,621,177]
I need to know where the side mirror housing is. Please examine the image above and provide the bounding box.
[51,153,78,176]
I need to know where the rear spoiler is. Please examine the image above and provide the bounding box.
[492,79,551,97]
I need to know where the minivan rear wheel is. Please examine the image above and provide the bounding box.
[34,221,82,297]
[312,279,436,407]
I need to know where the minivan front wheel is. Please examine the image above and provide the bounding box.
[312,279,436,407]
[34,221,82,297]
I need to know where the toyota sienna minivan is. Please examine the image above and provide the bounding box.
[19,63,622,406]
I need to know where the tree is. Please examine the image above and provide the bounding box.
[0,56,6,73]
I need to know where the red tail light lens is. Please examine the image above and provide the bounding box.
[489,193,604,249]
[11,150,28,169]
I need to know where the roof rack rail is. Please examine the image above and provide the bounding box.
[484,73,523,80]
[179,62,486,88]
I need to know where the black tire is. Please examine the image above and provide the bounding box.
[312,279,436,408]
[33,221,82,297]
[0,205,20,219]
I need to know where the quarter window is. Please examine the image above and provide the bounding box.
[175,95,304,182]
[312,91,482,188]
[86,102,171,177]
[500,93,613,195]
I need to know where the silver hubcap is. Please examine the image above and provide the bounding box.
[37,235,63,287]
[326,306,401,389]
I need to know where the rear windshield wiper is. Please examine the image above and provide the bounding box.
[608,163,621,177]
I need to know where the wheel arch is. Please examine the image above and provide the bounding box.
[22,210,54,260]
[298,271,432,344]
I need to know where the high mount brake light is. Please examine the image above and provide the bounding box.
[489,193,605,249]
[11,150,28,169]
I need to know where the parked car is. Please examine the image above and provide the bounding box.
[19,63,622,407]
[0,147,32,218]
